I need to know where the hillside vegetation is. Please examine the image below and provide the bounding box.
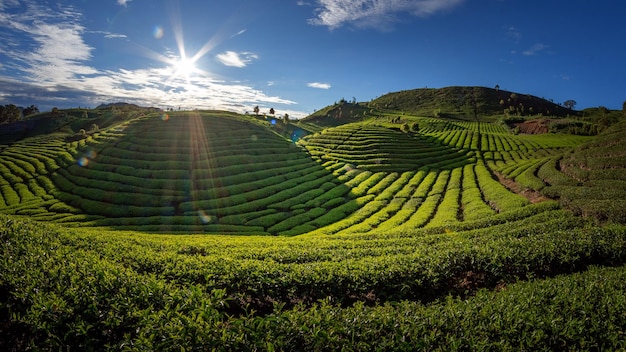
[0,110,593,234]
[304,86,577,124]
[1,92,626,349]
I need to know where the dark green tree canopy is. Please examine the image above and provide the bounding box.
[564,99,577,110]
[0,104,21,124]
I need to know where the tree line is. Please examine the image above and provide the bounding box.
[0,104,39,124]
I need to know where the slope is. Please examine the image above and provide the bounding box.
[544,120,626,223]
[0,109,616,237]
[303,86,575,126]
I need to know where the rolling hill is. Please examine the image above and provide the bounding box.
[303,86,577,125]
[1,90,626,350]
[0,108,597,235]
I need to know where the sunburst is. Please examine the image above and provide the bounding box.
[171,55,198,78]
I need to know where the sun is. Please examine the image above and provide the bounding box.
[172,56,197,77]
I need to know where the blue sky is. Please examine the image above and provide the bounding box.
[0,0,624,118]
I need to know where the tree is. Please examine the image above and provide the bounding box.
[253,106,260,115]
[23,105,39,117]
[564,100,577,110]
[269,108,275,115]
[0,104,21,124]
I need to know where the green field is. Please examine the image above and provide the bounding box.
[1,109,625,350]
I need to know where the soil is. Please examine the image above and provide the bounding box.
[512,119,550,134]
[493,171,550,203]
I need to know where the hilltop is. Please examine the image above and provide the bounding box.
[303,86,576,125]
[0,103,162,144]
[369,86,574,118]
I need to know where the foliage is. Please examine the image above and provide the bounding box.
[0,104,21,124]
[367,86,573,119]
[2,215,626,349]
[0,107,626,349]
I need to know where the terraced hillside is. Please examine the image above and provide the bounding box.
[548,120,626,222]
[3,109,626,350]
[0,111,591,235]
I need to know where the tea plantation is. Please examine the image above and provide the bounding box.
[1,110,625,350]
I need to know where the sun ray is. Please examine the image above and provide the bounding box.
[187,110,221,223]
[107,2,241,106]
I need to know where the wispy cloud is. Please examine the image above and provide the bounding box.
[523,43,549,56]
[504,25,522,42]
[0,2,98,83]
[232,29,247,37]
[308,0,464,29]
[103,33,127,39]
[307,82,331,89]
[117,0,131,7]
[0,1,300,115]
[215,51,258,67]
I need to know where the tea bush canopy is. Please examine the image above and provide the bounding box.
[1,107,626,350]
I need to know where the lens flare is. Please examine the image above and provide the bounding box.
[77,157,89,167]
[161,113,169,121]
[77,150,97,167]
[198,210,213,224]
[291,129,305,143]
[153,25,164,39]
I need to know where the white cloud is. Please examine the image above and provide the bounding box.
[308,0,465,29]
[0,1,302,115]
[117,0,131,7]
[523,43,549,56]
[307,82,331,89]
[215,51,258,67]
[0,1,99,84]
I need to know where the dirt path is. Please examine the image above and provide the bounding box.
[493,171,551,204]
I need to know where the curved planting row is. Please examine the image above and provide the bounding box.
[418,119,590,171]
[305,157,533,235]
[5,205,626,349]
[0,112,599,234]
[0,134,79,221]
[547,121,626,222]
[301,123,474,172]
[49,113,382,235]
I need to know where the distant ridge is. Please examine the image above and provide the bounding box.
[95,102,143,109]
[304,86,576,123]
[372,86,574,117]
